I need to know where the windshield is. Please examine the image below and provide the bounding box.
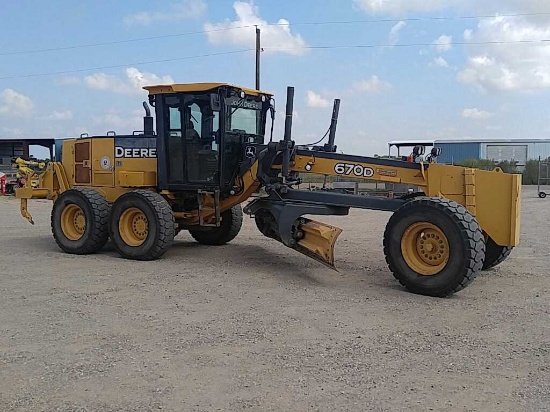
[225,97,263,136]
[229,107,260,135]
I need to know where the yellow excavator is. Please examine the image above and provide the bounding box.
[16,83,521,297]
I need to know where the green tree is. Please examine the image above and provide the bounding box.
[458,158,497,170]
[522,160,539,185]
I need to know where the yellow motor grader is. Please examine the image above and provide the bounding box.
[16,83,521,297]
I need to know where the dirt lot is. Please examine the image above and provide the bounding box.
[0,187,548,411]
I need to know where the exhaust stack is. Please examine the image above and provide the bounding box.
[281,86,294,180]
[324,99,340,152]
[143,102,154,137]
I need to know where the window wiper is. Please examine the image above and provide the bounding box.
[230,99,244,116]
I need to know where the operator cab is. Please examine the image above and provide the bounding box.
[144,83,273,194]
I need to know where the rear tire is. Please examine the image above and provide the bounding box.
[482,237,513,270]
[109,190,175,260]
[383,197,485,297]
[51,187,109,254]
[189,205,243,246]
[539,192,547,199]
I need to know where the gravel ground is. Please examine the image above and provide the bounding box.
[0,187,548,412]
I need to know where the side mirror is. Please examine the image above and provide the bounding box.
[210,93,221,111]
[268,100,276,143]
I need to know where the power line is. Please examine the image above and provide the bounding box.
[0,26,255,57]
[283,12,550,27]
[266,38,550,52]
[1,12,549,57]
[1,38,547,81]
[0,49,254,80]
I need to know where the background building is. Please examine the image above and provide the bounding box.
[434,139,550,169]
[0,139,54,179]
[388,138,550,170]
[0,138,54,169]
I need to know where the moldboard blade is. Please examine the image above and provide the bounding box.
[295,218,342,270]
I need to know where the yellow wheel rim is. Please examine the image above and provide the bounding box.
[401,222,450,276]
[60,204,86,241]
[119,207,148,247]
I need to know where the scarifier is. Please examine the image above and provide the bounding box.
[16,83,521,297]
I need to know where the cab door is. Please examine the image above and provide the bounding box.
[161,93,220,189]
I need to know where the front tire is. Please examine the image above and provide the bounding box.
[51,187,109,254]
[383,197,485,297]
[482,237,513,270]
[189,205,243,246]
[109,190,175,260]
[539,192,547,199]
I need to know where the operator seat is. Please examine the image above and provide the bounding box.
[185,121,200,142]
[186,121,202,181]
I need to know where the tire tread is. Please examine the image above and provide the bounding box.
[189,205,243,246]
[110,190,174,261]
[483,238,513,270]
[383,197,485,297]
[51,187,109,254]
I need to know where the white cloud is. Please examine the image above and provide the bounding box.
[277,110,300,125]
[124,0,206,26]
[462,108,494,120]
[354,0,550,17]
[352,75,392,93]
[0,89,33,116]
[389,21,406,45]
[433,56,449,68]
[354,0,464,15]
[356,1,550,93]
[204,1,307,55]
[0,127,24,137]
[434,35,453,53]
[93,112,143,133]
[44,110,73,121]
[306,91,330,108]
[458,16,550,92]
[56,76,80,85]
[84,67,174,95]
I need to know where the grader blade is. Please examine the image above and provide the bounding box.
[295,219,342,270]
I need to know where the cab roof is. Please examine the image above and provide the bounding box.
[143,82,272,97]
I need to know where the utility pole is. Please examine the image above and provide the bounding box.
[255,26,261,90]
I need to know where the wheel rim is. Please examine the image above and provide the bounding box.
[401,222,450,276]
[119,207,148,246]
[60,204,86,241]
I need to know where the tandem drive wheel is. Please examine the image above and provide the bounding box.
[109,190,175,260]
[383,197,485,297]
[51,187,110,254]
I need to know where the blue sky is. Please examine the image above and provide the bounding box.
[1,0,549,158]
